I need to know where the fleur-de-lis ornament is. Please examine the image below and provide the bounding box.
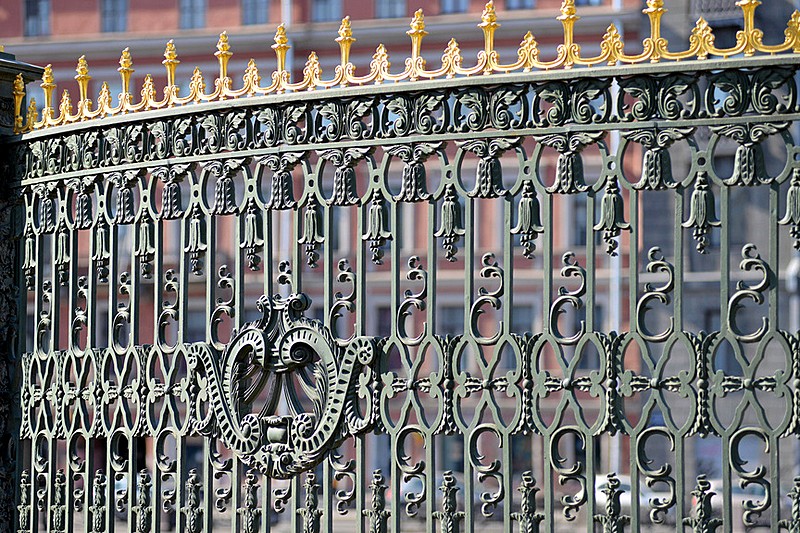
[131,470,152,533]
[135,211,155,279]
[184,204,207,275]
[682,171,721,254]
[299,196,324,268]
[683,475,722,533]
[92,219,110,283]
[54,222,70,286]
[239,470,261,533]
[593,176,630,256]
[512,181,544,259]
[182,469,203,533]
[362,190,392,264]
[593,473,630,533]
[22,222,36,291]
[17,470,31,532]
[88,470,107,533]
[240,198,264,270]
[435,184,466,262]
[511,471,544,533]
[52,469,66,533]
[363,470,390,533]
[297,473,322,533]
[781,167,800,249]
[432,471,464,533]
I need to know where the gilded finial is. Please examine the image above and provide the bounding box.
[13,74,25,132]
[75,56,92,103]
[479,1,499,73]
[26,98,38,129]
[164,40,177,61]
[407,9,428,62]
[162,40,180,87]
[119,48,132,70]
[336,17,356,70]
[41,64,56,117]
[409,9,426,35]
[481,1,497,26]
[217,31,230,53]
[216,31,233,82]
[117,48,134,104]
[338,16,354,41]
[272,24,290,73]
[13,74,24,95]
[788,11,800,53]
[75,55,89,78]
[559,0,577,19]
[0,45,5,52]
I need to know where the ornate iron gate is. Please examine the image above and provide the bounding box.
[5,1,800,531]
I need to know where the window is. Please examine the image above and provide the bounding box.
[24,0,50,37]
[101,0,127,32]
[506,0,534,8]
[575,0,602,5]
[511,305,534,335]
[440,0,468,14]
[376,0,406,18]
[179,0,206,29]
[439,306,463,336]
[242,0,268,25]
[570,194,604,248]
[572,194,588,247]
[312,0,342,22]
[692,0,741,22]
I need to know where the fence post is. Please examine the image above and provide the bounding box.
[0,50,41,531]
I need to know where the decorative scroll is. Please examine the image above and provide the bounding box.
[191,291,378,478]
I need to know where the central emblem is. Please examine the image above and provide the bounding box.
[188,292,379,479]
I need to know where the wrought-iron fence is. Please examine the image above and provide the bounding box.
[5,0,800,531]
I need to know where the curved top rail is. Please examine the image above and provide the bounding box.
[10,0,800,134]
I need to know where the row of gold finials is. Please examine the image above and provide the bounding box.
[11,0,800,133]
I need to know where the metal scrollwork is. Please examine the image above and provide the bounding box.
[190,290,378,478]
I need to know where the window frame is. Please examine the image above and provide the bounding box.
[179,0,206,30]
[101,0,127,33]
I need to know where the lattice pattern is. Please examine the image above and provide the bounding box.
[8,10,800,533]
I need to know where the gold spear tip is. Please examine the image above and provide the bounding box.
[560,0,577,16]
[481,1,497,24]
[164,40,177,60]
[42,64,54,84]
[75,55,89,77]
[274,23,288,46]
[410,9,425,31]
[338,16,353,39]
[217,31,230,52]
[119,48,133,69]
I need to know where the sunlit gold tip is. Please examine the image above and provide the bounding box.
[13,0,800,132]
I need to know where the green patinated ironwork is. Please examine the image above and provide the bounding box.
[5,47,800,532]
